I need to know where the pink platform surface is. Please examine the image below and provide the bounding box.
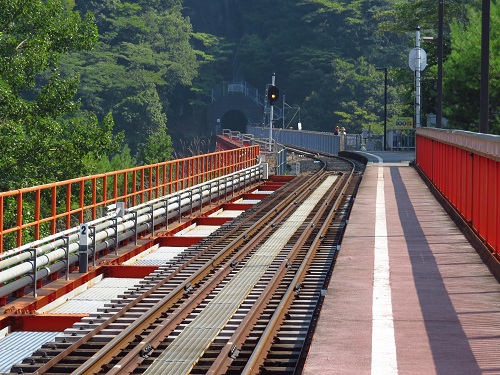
[303,162,500,375]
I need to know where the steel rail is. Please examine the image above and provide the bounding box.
[8,151,356,374]
[24,172,318,375]
[207,171,348,374]
[12,175,304,373]
[136,173,335,374]
[75,172,327,375]
[242,164,355,374]
[0,166,262,297]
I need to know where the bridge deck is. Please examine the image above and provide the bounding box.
[303,153,500,375]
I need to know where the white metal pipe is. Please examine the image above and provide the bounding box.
[0,166,259,269]
[0,166,262,286]
[0,255,79,298]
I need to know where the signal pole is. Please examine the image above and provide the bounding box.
[269,73,276,151]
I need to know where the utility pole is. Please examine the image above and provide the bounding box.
[409,26,427,128]
[283,94,285,129]
[480,0,490,133]
[382,68,388,151]
[437,0,444,128]
[415,26,422,128]
[375,67,388,151]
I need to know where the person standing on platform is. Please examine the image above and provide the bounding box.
[340,127,346,151]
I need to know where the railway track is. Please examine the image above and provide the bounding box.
[8,153,362,375]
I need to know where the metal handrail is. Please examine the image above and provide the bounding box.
[0,147,260,252]
[0,165,263,298]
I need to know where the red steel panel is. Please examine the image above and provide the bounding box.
[437,142,445,196]
[158,236,203,247]
[443,143,448,200]
[465,151,474,221]
[458,149,468,216]
[428,137,434,180]
[430,137,435,181]
[456,148,465,211]
[103,265,159,279]
[479,156,489,241]
[223,203,254,211]
[451,146,458,206]
[196,217,233,226]
[472,155,481,233]
[496,162,500,253]
[487,159,498,253]
[444,143,450,200]
[416,130,498,255]
[9,314,87,332]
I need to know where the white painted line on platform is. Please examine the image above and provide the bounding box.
[372,165,398,375]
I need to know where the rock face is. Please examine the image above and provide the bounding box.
[183,0,244,41]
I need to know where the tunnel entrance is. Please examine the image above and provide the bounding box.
[221,110,248,133]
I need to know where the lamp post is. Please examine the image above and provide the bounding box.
[437,0,444,128]
[376,67,388,151]
[415,26,422,128]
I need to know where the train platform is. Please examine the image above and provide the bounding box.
[303,151,500,375]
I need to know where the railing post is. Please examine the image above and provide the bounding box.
[90,226,96,267]
[79,224,89,274]
[150,204,155,237]
[178,194,182,223]
[29,247,37,297]
[133,211,138,245]
[63,236,70,281]
[189,190,193,216]
[164,199,169,231]
[199,186,203,213]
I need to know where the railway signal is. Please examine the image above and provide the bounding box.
[268,85,279,106]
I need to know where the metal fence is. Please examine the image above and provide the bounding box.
[0,147,259,252]
[247,126,342,155]
[416,128,500,258]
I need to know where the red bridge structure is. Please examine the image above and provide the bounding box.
[416,128,499,265]
[0,126,498,374]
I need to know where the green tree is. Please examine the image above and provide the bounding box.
[66,1,201,162]
[302,58,405,134]
[0,0,121,190]
[377,0,481,34]
[137,124,174,164]
[229,0,406,120]
[85,144,137,174]
[375,0,484,126]
[443,2,500,134]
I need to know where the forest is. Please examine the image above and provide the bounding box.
[1,0,499,192]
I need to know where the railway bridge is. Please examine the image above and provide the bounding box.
[0,127,498,374]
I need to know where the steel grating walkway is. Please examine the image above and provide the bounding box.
[143,175,338,375]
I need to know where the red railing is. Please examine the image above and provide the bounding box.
[0,146,259,252]
[416,128,499,258]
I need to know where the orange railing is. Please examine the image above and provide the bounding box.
[0,146,259,252]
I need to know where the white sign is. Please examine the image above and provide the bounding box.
[80,224,89,246]
[408,48,427,71]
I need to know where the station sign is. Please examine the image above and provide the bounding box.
[393,117,414,129]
